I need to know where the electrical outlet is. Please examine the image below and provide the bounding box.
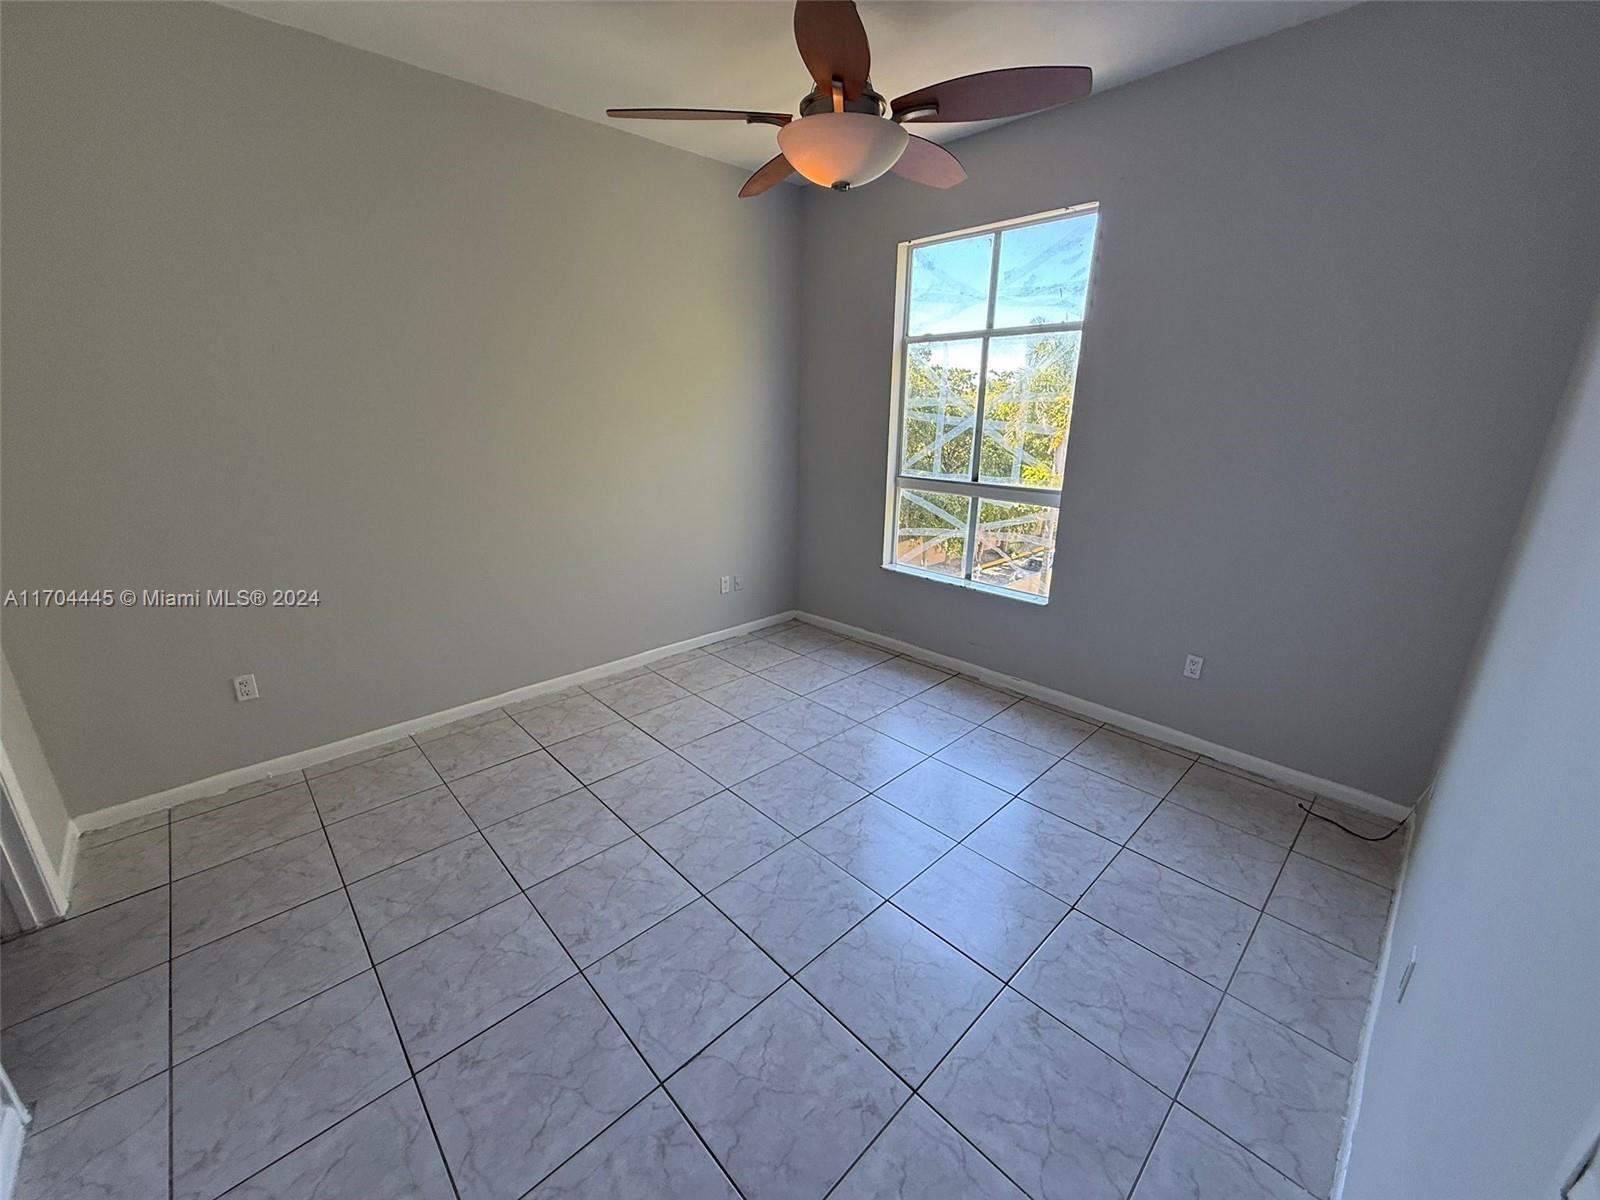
[1183,654,1204,680]
[719,575,731,595]
[731,575,743,592]
[232,673,260,702]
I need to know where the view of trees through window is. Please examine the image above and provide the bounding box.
[889,208,1098,598]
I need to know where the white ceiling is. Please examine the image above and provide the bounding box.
[226,1,1353,174]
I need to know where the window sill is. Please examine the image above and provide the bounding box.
[881,563,1050,605]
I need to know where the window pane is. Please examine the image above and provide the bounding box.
[978,332,1080,490]
[993,213,1097,329]
[901,339,980,480]
[973,499,1058,596]
[907,234,994,336]
[895,488,971,579]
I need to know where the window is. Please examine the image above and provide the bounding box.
[884,206,1099,601]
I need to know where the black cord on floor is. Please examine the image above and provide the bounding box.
[1298,802,1411,842]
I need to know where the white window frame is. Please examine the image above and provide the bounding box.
[881,203,1100,603]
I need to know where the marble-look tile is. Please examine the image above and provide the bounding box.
[1265,854,1391,962]
[965,800,1118,903]
[758,655,850,695]
[1231,916,1376,1061]
[1133,1105,1314,1200]
[172,774,305,821]
[172,783,321,878]
[219,1083,455,1200]
[2,888,168,1027]
[832,1097,1027,1200]
[918,676,1017,723]
[984,700,1097,756]
[77,809,168,849]
[530,1089,739,1199]
[413,708,508,744]
[172,830,342,954]
[803,796,954,896]
[546,722,667,784]
[308,748,444,823]
[6,965,168,1131]
[800,906,999,1085]
[711,638,800,672]
[326,786,474,881]
[628,695,739,747]
[810,675,904,722]
[349,833,519,961]
[581,664,655,692]
[504,684,589,715]
[588,899,785,1076]
[1129,803,1289,907]
[378,896,575,1068]
[1069,728,1191,797]
[643,792,791,890]
[1167,763,1307,846]
[510,693,622,743]
[923,989,1168,1200]
[1179,998,1352,1198]
[1198,757,1314,802]
[590,752,722,829]
[893,846,1069,977]
[418,716,538,781]
[304,737,417,780]
[590,671,692,718]
[68,827,169,914]
[804,725,925,790]
[528,837,696,966]
[867,698,976,754]
[173,892,369,1061]
[1078,852,1257,987]
[698,673,798,718]
[1294,805,1405,887]
[1020,759,1161,842]
[13,1074,169,1200]
[173,972,409,1200]
[762,624,842,654]
[652,651,750,693]
[419,976,654,1200]
[936,727,1060,795]
[481,789,631,887]
[710,841,881,972]
[449,749,583,827]
[678,722,794,785]
[877,759,1011,839]
[731,755,866,835]
[746,696,856,751]
[1013,912,1220,1094]
[811,639,895,674]
[668,982,907,1200]
[855,656,952,699]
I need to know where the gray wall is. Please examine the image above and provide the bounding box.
[1340,303,1600,1198]
[795,2,1600,804]
[1,2,799,815]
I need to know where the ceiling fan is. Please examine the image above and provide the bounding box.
[606,0,1092,197]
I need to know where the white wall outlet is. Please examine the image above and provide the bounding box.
[731,574,743,592]
[1183,654,1204,680]
[232,673,260,702]
[719,575,731,595]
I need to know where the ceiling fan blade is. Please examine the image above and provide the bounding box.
[891,66,1092,123]
[607,107,791,127]
[739,153,795,198]
[793,1,871,100]
[891,136,966,189]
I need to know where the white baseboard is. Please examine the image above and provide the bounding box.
[0,743,73,923]
[73,611,799,834]
[797,610,1412,822]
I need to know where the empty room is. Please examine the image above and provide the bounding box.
[2,2,1596,1199]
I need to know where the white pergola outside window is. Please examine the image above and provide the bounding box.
[882,204,1100,602]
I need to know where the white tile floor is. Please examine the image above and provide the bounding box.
[2,619,1402,1200]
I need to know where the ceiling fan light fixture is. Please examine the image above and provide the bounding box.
[777,112,909,190]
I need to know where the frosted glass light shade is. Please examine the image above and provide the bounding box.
[777,112,909,190]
